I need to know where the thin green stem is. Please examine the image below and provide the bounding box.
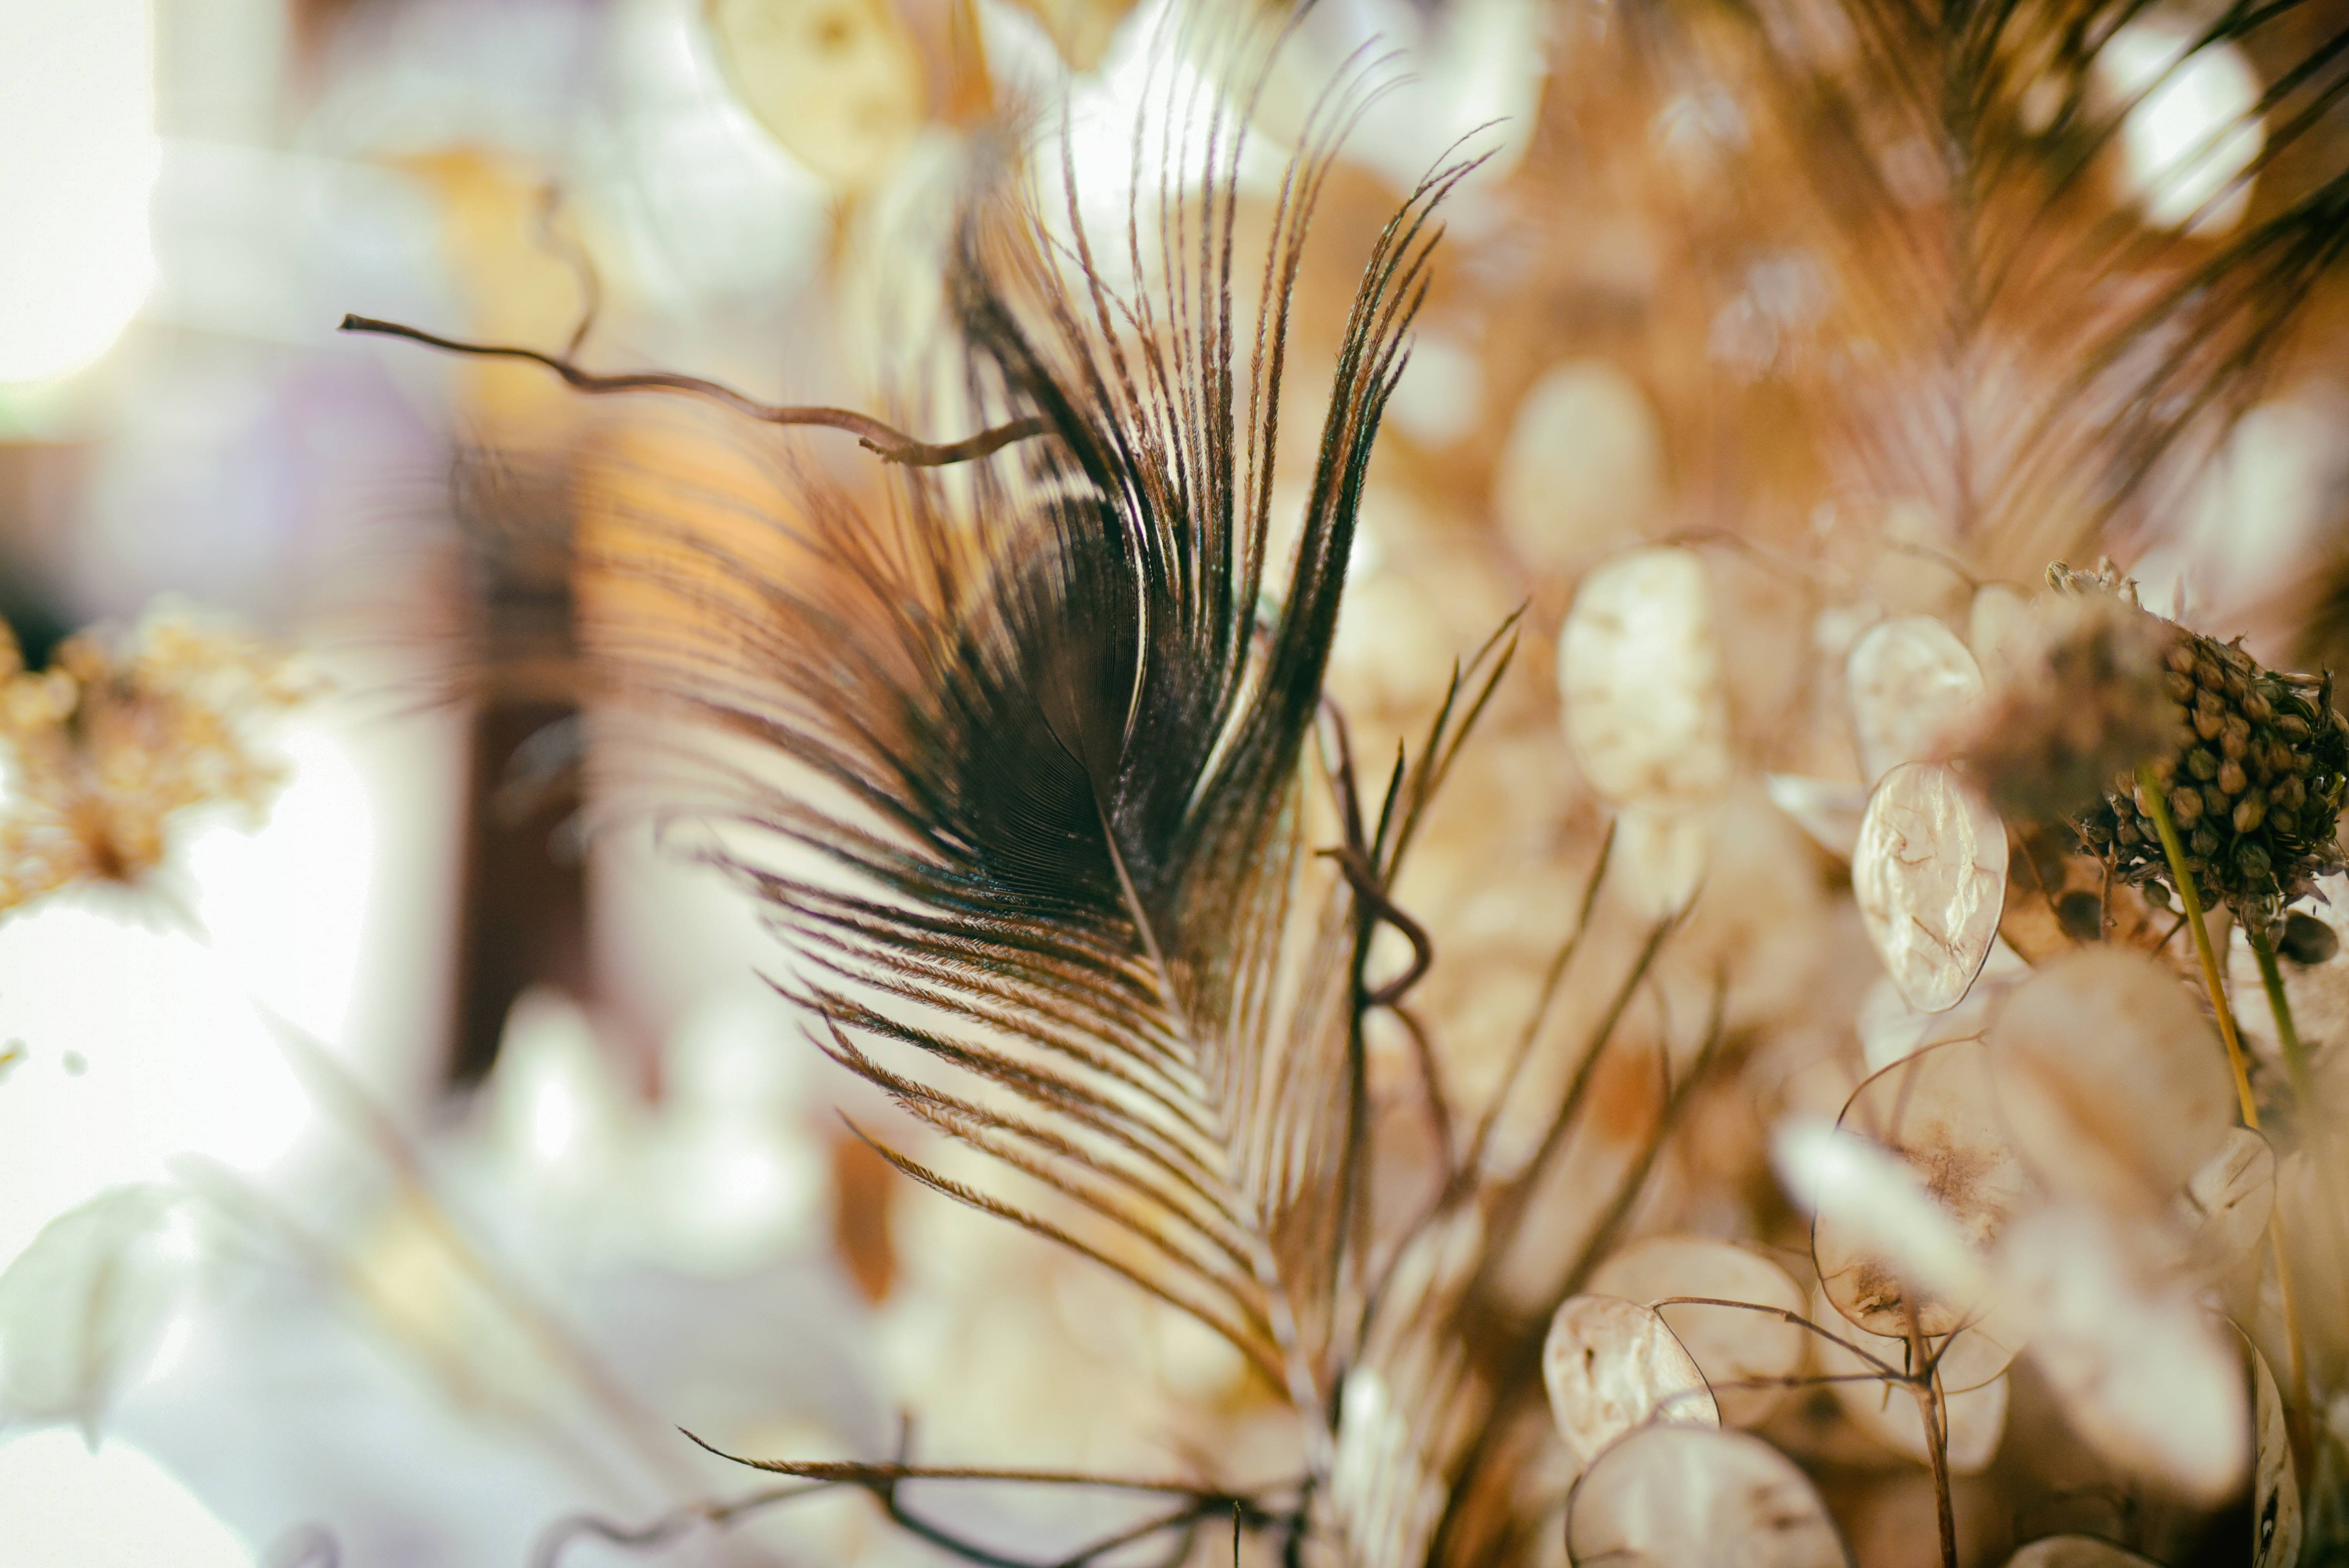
[2247,923,2317,1110]
[2247,923,2330,1459]
[2136,770,2316,1437]
[2135,764,2260,1128]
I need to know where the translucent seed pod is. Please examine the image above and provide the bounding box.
[1542,1294,1719,1470]
[2096,19,2265,234]
[1997,1206,2248,1503]
[1988,948,2237,1217]
[2179,1128,2276,1280]
[1559,547,1734,811]
[1495,361,1665,578]
[1847,615,1985,784]
[707,0,925,193]
[1773,1116,1992,1341]
[2004,1538,2164,1567]
[1853,763,2008,1013]
[1588,1236,1810,1427]
[2243,1330,2301,1567]
[1816,1040,2032,1340]
[1566,1424,1849,1568]
[1611,801,1709,922]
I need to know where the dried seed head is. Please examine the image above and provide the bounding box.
[1966,569,2349,920]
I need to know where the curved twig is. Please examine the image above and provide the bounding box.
[1322,843,1434,1007]
[661,1430,1305,1568]
[1648,1297,1912,1384]
[338,316,1048,467]
[1317,700,1436,1008]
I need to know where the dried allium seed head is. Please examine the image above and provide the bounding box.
[1949,579,2187,825]
[2030,577,2349,919]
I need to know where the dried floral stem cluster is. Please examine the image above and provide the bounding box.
[0,610,312,916]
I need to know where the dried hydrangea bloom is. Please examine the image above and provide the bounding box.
[1962,563,2349,919]
[0,609,311,917]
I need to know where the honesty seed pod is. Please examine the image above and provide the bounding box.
[707,0,925,193]
[1846,615,1985,784]
[1814,1039,2031,1340]
[1542,1294,1720,1470]
[1852,763,2008,1013]
[1995,1206,2248,1504]
[1987,948,2236,1217]
[1587,1237,1809,1427]
[1559,547,1734,811]
[1565,1425,1849,1568]
[1773,1116,1994,1341]
[2004,1539,2164,1568]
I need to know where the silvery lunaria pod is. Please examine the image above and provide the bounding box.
[1541,1294,1719,1473]
[1559,547,1733,917]
[1584,1236,1809,1429]
[1852,761,2009,1014]
[1565,1425,1849,1568]
[1987,947,2240,1221]
[1845,614,1985,786]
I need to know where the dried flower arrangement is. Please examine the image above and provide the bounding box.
[6,0,2349,1564]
